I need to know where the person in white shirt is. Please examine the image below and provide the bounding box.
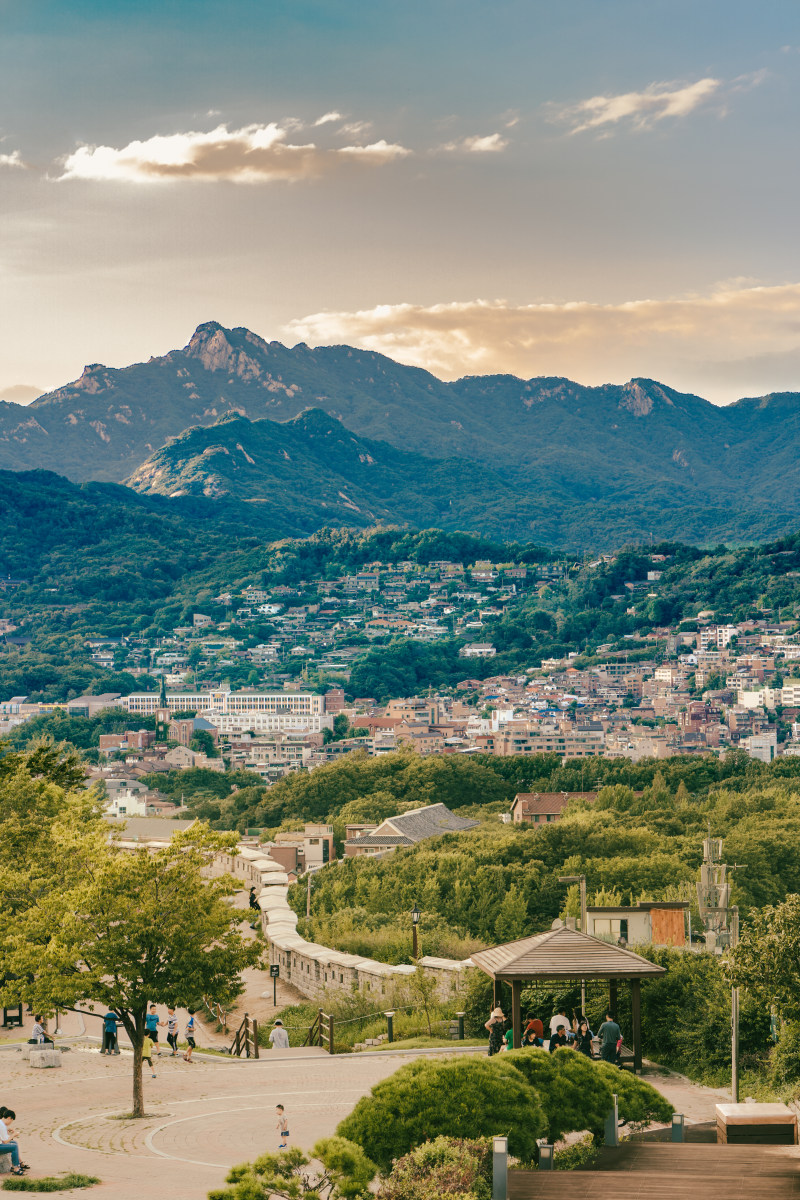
[549,1009,569,1038]
[0,1108,27,1175]
[268,1019,290,1049]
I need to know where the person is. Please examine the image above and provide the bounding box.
[145,1004,161,1057]
[0,1108,28,1176]
[549,1008,569,1038]
[549,1023,569,1053]
[276,1104,289,1149]
[183,1009,197,1062]
[165,1007,179,1056]
[575,1017,594,1057]
[101,1011,120,1055]
[268,1019,290,1050]
[522,1018,543,1047]
[249,886,260,930]
[502,1021,514,1051]
[598,1011,622,1065]
[142,1032,157,1078]
[485,1007,505,1057]
[28,1015,53,1046]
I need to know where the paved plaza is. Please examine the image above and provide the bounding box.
[2,1035,409,1198]
[1,1016,743,1200]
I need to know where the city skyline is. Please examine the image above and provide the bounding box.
[1,0,799,403]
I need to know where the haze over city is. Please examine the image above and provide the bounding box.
[2,0,800,403]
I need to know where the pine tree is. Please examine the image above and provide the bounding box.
[494,884,528,942]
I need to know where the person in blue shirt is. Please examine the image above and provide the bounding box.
[145,1005,161,1057]
[101,1012,120,1055]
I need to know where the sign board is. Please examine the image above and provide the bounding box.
[270,965,280,978]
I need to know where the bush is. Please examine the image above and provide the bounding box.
[378,1136,491,1199]
[591,1060,674,1129]
[337,1056,546,1171]
[768,1021,800,1091]
[504,1048,614,1142]
[207,1139,376,1200]
[554,1135,599,1171]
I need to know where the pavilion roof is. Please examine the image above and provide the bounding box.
[470,925,666,981]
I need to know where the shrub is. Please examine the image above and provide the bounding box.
[504,1048,614,1141]
[554,1135,599,1171]
[207,1139,376,1200]
[337,1056,546,1171]
[591,1061,674,1129]
[768,1021,800,1091]
[378,1136,491,1200]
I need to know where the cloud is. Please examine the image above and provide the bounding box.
[283,283,800,403]
[338,120,373,137]
[314,111,343,126]
[441,132,509,153]
[0,383,42,403]
[551,77,723,134]
[0,150,26,169]
[57,122,412,184]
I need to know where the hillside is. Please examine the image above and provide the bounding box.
[124,407,551,539]
[2,321,800,546]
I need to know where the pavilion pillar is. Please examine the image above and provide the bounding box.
[631,978,642,1073]
[608,978,618,1015]
[511,980,522,1049]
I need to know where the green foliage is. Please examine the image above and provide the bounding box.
[1,1175,100,1193]
[504,1048,616,1142]
[337,1056,546,1171]
[727,895,800,1025]
[378,1137,492,1200]
[207,1138,376,1200]
[553,1135,599,1171]
[767,1021,800,1091]
[627,947,770,1082]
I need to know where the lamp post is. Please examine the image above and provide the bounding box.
[731,904,740,1103]
[411,900,421,959]
[559,874,587,1014]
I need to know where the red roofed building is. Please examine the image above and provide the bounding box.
[510,791,598,825]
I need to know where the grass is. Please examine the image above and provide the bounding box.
[357,1036,486,1052]
[2,1174,100,1192]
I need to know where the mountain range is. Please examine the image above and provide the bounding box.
[3,320,800,547]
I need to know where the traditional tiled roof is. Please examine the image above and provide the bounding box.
[380,802,479,841]
[345,833,414,847]
[471,926,666,980]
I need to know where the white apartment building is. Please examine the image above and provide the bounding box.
[208,710,333,735]
[122,690,325,718]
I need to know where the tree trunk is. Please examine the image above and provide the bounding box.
[132,1037,144,1118]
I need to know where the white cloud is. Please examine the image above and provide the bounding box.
[551,77,722,134]
[284,283,800,403]
[0,150,26,169]
[314,111,343,126]
[57,122,411,184]
[338,120,373,137]
[441,132,509,153]
[336,139,410,163]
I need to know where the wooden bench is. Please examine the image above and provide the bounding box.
[716,1103,797,1145]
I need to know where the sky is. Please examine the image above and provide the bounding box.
[1,0,800,403]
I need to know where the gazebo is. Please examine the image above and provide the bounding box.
[471,926,666,1071]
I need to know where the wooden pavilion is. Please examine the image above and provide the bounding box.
[470,925,666,1071]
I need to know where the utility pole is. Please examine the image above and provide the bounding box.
[731,904,740,1103]
[306,871,312,919]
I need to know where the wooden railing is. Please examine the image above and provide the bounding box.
[229,1011,259,1058]
[319,1010,335,1055]
[303,1011,320,1047]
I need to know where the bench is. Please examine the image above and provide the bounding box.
[716,1102,797,1145]
[28,1047,62,1069]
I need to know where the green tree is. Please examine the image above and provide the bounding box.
[1,819,260,1118]
[208,1138,377,1200]
[494,884,528,941]
[726,894,800,1023]
[337,1056,546,1170]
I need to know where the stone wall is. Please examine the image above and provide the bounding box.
[219,844,471,1002]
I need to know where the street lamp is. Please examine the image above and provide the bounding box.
[411,900,421,959]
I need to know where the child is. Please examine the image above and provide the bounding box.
[145,1004,161,1057]
[142,1033,157,1078]
[183,1010,196,1062]
[166,1008,179,1056]
[276,1104,289,1149]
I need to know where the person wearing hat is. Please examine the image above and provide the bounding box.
[485,1007,505,1056]
[269,1019,290,1050]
